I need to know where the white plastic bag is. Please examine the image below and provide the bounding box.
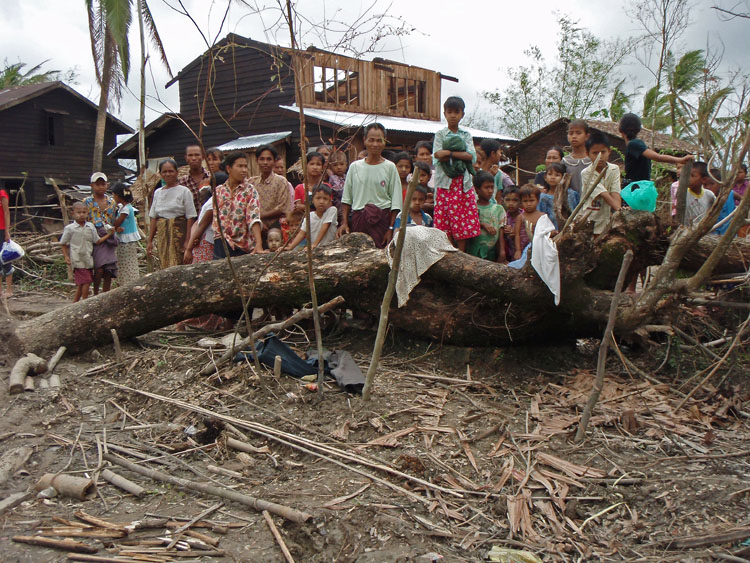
[1,240,25,264]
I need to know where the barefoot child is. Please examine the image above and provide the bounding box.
[111,183,141,286]
[579,132,622,235]
[393,185,433,235]
[432,96,480,251]
[60,202,114,302]
[562,120,591,194]
[467,171,506,261]
[502,186,528,261]
[286,185,338,250]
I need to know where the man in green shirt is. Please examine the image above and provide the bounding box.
[338,123,402,248]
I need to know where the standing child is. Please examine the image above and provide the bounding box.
[85,172,118,294]
[618,113,692,184]
[393,185,433,234]
[682,161,716,226]
[538,162,579,229]
[563,120,591,194]
[183,186,214,264]
[467,171,506,261]
[516,184,546,256]
[111,184,141,286]
[60,201,114,302]
[394,151,414,202]
[0,184,14,296]
[338,123,402,248]
[502,186,528,261]
[479,138,513,203]
[432,96,480,252]
[579,132,622,235]
[294,152,328,212]
[328,151,348,219]
[285,185,338,250]
[413,161,434,214]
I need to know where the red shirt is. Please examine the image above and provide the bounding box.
[0,190,8,230]
[294,182,331,203]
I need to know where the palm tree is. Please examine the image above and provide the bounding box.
[0,60,61,88]
[86,0,170,172]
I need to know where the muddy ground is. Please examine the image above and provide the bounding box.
[0,289,748,562]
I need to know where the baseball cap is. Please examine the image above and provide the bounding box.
[90,172,108,183]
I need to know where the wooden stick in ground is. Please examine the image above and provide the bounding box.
[674,311,750,412]
[675,160,693,226]
[284,0,325,395]
[102,452,310,523]
[12,535,98,554]
[47,346,66,374]
[575,250,633,442]
[362,171,420,401]
[263,510,295,563]
[49,178,73,281]
[110,329,122,362]
[199,296,345,376]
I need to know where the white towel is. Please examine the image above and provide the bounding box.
[530,214,561,305]
[387,226,457,307]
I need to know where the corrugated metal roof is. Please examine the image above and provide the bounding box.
[279,105,516,142]
[217,131,292,151]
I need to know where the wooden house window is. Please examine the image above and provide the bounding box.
[44,110,66,146]
[388,77,426,115]
[313,65,359,107]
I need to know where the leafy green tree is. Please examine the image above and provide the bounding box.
[0,60,71,88]
[483,15,633,138]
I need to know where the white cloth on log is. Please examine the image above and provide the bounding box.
[387,226,457,307]
[530,214,561,305]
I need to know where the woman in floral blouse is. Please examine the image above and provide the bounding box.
[212,152,267,258]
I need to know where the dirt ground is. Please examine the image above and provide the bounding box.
[1,289,748,562]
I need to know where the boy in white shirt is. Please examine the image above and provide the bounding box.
[579,132,622,235]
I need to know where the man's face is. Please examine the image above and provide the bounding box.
[185,146,203,169]
[227,158,248,182]
[257,150,275,174]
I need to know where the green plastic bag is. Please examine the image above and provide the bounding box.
[622,180,658,212]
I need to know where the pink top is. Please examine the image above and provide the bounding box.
[734,179,747,199]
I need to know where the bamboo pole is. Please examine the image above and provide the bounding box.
[100,468,144,498]
[574,250,633,442]
[49,178,73,281]
[285,0,325,396]
[362,171,420,401]
[102,452,310,523]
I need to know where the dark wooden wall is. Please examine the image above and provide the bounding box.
[0,90,125,204]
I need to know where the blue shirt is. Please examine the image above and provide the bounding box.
[115,204,141,243]
[714,193,735,235]
[393,210,433,230]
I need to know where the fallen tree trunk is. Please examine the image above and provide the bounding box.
[11,211,749,354]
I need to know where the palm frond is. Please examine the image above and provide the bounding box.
[86,0,105,85]
[672,50,706,95]
[102,0,133,81]
[141,0,172,76]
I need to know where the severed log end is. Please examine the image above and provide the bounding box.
[9,354,47,395]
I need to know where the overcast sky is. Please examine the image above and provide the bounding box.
[0,0,742,139]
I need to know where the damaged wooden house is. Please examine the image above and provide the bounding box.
[109,33,513,175]
[0,81,133,215]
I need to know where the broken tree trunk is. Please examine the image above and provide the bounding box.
[10,211,749,354]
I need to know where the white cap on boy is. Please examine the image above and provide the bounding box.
[90,172,108,183]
